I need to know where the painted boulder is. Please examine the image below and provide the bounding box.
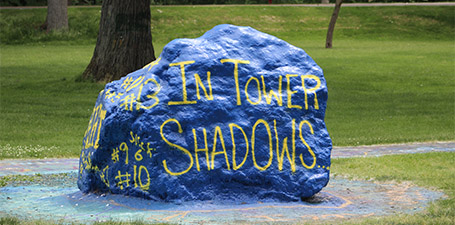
[78,24,332,202]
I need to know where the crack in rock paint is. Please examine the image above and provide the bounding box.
[78,24,332,202]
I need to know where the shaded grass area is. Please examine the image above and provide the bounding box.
[0,6,454,45]
[331,152,455,224]
[150,6,455,43]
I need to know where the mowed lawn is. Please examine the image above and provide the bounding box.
[0,5,454,225]
[1,6,453,158]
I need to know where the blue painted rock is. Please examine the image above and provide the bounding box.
[78,24,332,202]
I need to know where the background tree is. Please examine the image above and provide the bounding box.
[82,0,156,82]
[44,0,68,32]
[325,0,342,48]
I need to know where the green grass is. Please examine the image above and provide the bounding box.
[0,5,454,223]
[1,6,454,44]
[312,40,455,145]
[1,39,453,158]
[0,44,104,158]
[0,6,454,158]
[331,152,455,224]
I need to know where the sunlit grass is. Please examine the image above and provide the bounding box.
[1,40,453,159]
[0,45,104,159]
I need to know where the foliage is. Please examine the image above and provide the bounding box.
[0,7,100,45]
[151,0,455,4]
[0,0,102,6]
[1,0,453,6]
[0,0,46,7]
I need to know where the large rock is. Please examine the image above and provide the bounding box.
[78,24,332,202]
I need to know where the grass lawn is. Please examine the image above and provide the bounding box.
[1,6,454,158]
[331,152,455,224]
[0,39,453,158]
[0,4,454,225]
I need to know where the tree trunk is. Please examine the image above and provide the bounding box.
[82,0,156,82]
[325,0,342,48]
[46,0,68,32]
[321,0,329,4]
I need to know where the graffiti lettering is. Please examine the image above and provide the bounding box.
[103,59,321,113]
[83,104,106,150]
[160,117,317,176]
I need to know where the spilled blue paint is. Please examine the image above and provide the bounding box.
[0,176,445,224]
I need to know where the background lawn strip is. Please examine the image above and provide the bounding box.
[1,39,453,158]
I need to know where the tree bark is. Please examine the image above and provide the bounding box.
[325,0,342,48]
[46,0,68,32]
[82,0,156,82]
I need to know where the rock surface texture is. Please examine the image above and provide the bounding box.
[78,24,332,202]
